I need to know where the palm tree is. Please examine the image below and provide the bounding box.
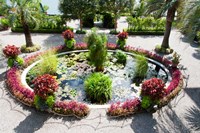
[179,0,200,40]
[145,0,179,52]
[9,0,41,50]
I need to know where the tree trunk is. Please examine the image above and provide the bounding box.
[161,1,178,49]
[80,18,83,31]
[21,10,34,47]
[114,16,117,32]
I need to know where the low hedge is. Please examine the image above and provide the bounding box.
[11,27,74,33]
[127,31,164,35]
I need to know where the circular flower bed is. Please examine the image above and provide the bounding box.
[5,43,183,118]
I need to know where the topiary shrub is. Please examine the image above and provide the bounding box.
[3,45,24,67]
[134,55,148,80]
[62,29,76,49]
[33,74,58,110]
[115,50,127,65]
[85,28,108,72]
[84,73,112,104]
[141,78,166,110]
[116,31,128,49]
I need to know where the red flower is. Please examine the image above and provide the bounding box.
[33,74,58,99]
[62,30,74,40]
[3,45,20,58]
[117,32,128,40]
[141,78,166,100]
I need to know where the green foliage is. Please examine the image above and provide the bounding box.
[20,44,41,53]
[178,0,200,40]
[76,30,87,34]
[33,51,58,76]
[127,16,165,31]
[117,39,126,49]
[84,73,112,103]
[34,95,55,110]
[83,13,95,28]
[0,18,9,29]
[64,39,76,49]
[102,13,114,28]
[141,96,152,109]
[155,44,173,54]
[115,50,127,65]
[134,55,148,79]
[85,28,108,71]
[45,95,55,108]
[59,0,97,31]
[109,29,120,35]
[7,56,24,67]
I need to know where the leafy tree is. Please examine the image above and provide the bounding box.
[145,0,179,51]
[99,0,135,31]
[9,0,42,51]
[0,0,9,16]
[59,0,97,31]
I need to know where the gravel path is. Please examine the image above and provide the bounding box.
[0,17,200,133]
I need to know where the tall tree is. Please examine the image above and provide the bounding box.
[99,0,135,31]
[9,0,41,49]
[179,0,200,40]
[59,0,97,31]
[145,0,179,51]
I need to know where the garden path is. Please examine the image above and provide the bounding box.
[0,17,200,133]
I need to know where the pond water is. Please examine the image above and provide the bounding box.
[27,51,169,104]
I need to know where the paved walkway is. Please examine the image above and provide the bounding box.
[0,19,200,133]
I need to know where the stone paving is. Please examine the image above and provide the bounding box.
[0,18,200,133]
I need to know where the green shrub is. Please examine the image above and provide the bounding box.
[64,39,76,49]
[84,73,112,103]
[155,44,173,54]
[103,13,114,28]
[76,30,87,34]
[20,44,41,53]
[85,28,107,72]
[115,50,127,65]
[134,55,148,79]
[7,56,24,67]
[0,18,9,28]
[109,30,120,35]
[34,95,55,110]
[83,14,95,28]
[32,51,58,76]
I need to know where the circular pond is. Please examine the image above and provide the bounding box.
[23,50,171,106]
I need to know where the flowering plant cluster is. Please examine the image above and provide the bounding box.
[33,74,58,99]
[53,101,90,118]
[6,67,34,106]
[74,42,88,50]
[141,78,166,101]
[62,29,74,40]
[3,45,20,58]
[166,69,181,94]
[107,43,117,50]
[117,31,128,40]
[107,98,141,116]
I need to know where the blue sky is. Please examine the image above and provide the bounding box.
[7,0,140,15]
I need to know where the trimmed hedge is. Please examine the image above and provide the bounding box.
[127,31,164,35]
[11,27,74,33]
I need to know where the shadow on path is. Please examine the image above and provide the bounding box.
[14,109,51,133]
[130,113,157,133]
